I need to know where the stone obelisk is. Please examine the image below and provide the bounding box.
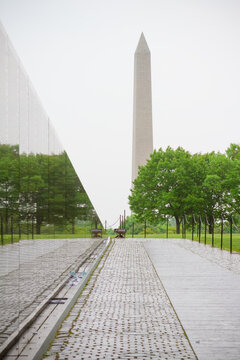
[132,33,153,184]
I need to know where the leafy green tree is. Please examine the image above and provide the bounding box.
[201,152,233,228]
[0,145,19,233]
[19,153,49,233]
[129,147,207,233]
[225,144,240,214]
[0,144,100,235]
[226,143,240,161]
[129,146,237,234]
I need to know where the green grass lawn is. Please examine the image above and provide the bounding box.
[125,232,240,253]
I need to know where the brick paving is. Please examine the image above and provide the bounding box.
[0,238,100,346]
[44,240,196,359]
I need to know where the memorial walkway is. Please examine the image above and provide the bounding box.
[44,238,240,360]
[2,238,240,359]
[43,238,196,358]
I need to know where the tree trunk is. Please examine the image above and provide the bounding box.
[175,216,180,234]
[36,217,41,234]
[208,224,212,234]
[208,215,214,234]
[72,219,75,234]
[5,211,8,234]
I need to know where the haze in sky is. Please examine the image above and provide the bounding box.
[0,0,239,225]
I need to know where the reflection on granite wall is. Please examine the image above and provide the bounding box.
[0,22,100,240]
[0,21,102,353]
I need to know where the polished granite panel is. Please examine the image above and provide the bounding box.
[0,21,100,351]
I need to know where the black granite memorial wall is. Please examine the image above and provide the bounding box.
[0,22,100,240]
[0,21,101,351]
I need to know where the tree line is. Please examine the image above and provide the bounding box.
[0,144,97,234]
[129,144,240,233]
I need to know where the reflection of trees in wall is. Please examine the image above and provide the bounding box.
[0,145,97,235]
[0,145,20,234]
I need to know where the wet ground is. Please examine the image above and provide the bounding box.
[145,238,240,360]
[0,238,101,346]
[44,240,197,359]
[2,237,240,359]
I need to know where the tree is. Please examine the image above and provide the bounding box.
[201,151,234,232]
[19,153,48,234]
[129,147,206,233]
[0,144,100,236]
[226,143,240,161]
[129,146,238,234]
[0,145,19,233]
[225,144,240,214]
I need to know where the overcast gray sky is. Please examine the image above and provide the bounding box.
[0,0,240,225]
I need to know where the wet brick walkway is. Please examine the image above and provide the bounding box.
[0,238,100,346]
[44,240,196,359]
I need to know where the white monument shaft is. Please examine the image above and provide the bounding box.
[132,33,153,183]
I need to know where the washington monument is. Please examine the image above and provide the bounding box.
[132,33,153,183]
